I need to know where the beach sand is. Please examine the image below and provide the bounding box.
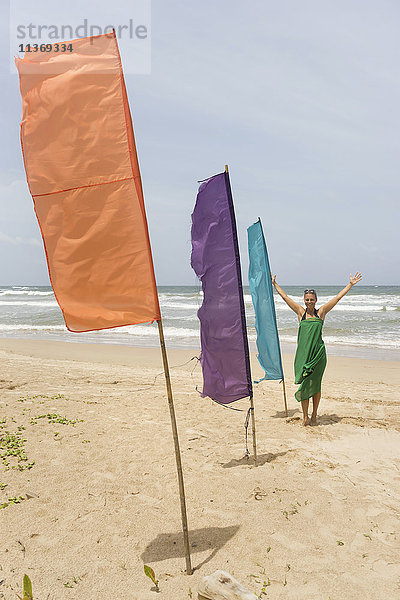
[1,338,399,599]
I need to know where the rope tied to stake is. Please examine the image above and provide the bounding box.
[244,406,254,460]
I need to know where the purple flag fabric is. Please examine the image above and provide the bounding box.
[191,171,252,404]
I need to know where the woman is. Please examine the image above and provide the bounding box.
[271,273,362,425]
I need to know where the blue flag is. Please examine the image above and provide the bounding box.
[247,218,284,382]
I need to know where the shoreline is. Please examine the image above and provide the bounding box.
[1,336,400,370]
[1,335,399,363]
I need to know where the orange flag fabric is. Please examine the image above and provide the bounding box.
[16,32,161,332]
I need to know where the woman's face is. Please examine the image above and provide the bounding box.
[304,293,317,309]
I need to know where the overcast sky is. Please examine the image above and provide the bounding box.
[0,0,399,286]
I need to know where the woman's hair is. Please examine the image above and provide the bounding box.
[304,288,317,300]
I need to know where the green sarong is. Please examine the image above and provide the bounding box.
[294,317,326,402]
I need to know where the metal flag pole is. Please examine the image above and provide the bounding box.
[282,379,288,417]
[157,319,192,575]
[225,164,258,467]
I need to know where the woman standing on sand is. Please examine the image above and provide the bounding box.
[271,273,363,425]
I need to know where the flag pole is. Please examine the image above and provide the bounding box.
[282,379,288,417]
[225,164,258,466]
[157,319,192,575]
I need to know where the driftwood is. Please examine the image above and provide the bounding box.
[198,570,258,600]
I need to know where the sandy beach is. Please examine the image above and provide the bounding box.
[1,338,400,599]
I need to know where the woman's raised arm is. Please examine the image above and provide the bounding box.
[271,274,304,317]
[318,272,362,318]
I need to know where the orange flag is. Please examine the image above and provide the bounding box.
[16,32,161,332]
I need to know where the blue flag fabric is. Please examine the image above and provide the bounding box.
[191,171,252,404]
[247,218,284,382]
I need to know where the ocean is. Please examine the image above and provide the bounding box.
[0,285,399,361]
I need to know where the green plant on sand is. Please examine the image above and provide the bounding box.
[144,565,160,592]
[0,431,34,471]
[17,574,33,600]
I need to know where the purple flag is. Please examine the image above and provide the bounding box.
[191,171,252,404]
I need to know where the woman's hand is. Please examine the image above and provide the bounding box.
[271,274,276,286]
[318,272,362,317]
[350,272,363,286]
